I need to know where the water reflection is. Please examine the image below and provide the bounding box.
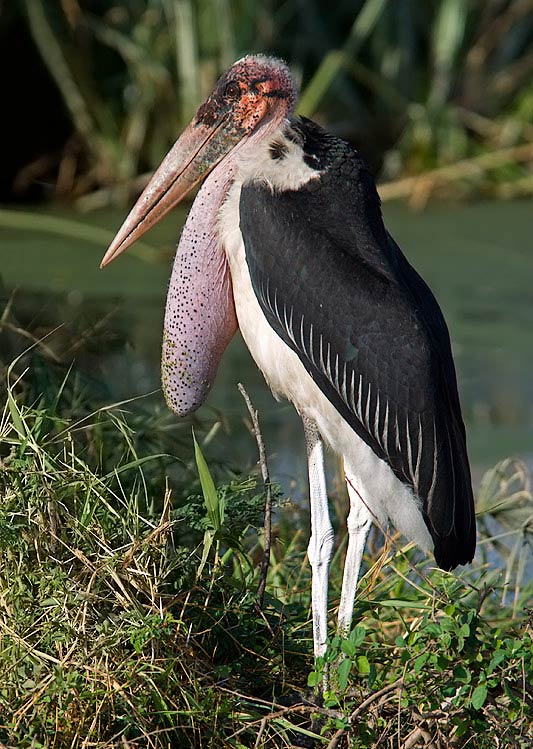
[2,199,532,488]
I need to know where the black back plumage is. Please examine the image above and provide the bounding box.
[239,117,476,570]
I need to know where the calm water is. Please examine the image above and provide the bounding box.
[2,199,532,493]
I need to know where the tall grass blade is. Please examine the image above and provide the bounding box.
[23,0,98,149]
[0,208,159,263]
[298,0,389,116]
[430,0,467,108]
[167,0,200,120]
[192,430,225,577]
[193,430,223,531]
[103,454,172,480]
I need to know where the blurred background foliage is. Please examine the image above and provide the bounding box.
[2,0,533,207]
[1,5,532,743]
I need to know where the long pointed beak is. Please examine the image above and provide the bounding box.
[100,115,239,267]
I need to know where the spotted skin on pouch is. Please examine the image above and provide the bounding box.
[162,167,238,415]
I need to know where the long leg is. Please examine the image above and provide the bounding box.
[337,462,372,636]
[303,416,334,661]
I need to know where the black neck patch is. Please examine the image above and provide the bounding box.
[286,117,340,171]
[269,139,289,160]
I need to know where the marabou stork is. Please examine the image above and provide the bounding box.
[101,55,476,660]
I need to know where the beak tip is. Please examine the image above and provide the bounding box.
[99,254,111,269]
[101,115,222,269]
[100,241,120,269]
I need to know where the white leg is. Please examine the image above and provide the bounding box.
[337,462,372,636]
[303,417,334,661]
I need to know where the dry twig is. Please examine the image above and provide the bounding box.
[238,383,273,608]
[378,143,533,207]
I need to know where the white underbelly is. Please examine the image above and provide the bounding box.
[219,182,433,551]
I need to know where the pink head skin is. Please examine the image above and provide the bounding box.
[100,55,297,267]
[101,56,297,414]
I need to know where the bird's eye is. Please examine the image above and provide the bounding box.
[224,81,241,99]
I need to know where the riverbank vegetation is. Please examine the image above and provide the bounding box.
[2,2,533,746]
[7,0,533,208]
[1,305,532,748]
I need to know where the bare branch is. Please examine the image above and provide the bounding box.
[238,383,273,608]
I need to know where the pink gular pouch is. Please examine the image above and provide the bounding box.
[100,56,296,416]
[161,169,238,415]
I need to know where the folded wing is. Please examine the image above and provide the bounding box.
[239,153,475,569]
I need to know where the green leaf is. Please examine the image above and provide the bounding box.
[356,656,370,675]
[307,670,321,688]
[414,653,429,674]
[453,665,471,684]
[341,639,356,657]
[337,658,352,691]
[487,650,506,675]
[471,684,488,710]
[350,626,366,647]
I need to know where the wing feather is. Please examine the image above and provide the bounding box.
[239,132,475,569]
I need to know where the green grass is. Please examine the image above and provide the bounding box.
[0,321,532,747]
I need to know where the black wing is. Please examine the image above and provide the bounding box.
[239,122,475,569]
